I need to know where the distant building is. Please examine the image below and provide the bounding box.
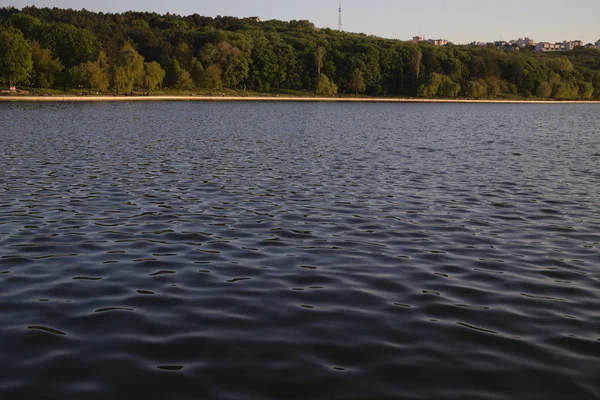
[523,37,535,47]
[535,42,559,52]
[514,37,535,47]
[535,41,582,52]
[428,38,448,46]
[564,40,583,50]
[245,16,261,23]
[596,39,600,49]
[412,35,424,42]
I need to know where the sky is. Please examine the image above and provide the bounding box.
[5,0,600,45]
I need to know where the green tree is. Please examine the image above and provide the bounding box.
[250,37,280,91]
[465,79,488,98]
[30,41,63,88]
[349,68,366,94]
[166,59,182,88]
[315,45,326,78]
[349,43,382,94]
[80,58,109,93]
[203,64,222,90]
[439,75,461,97]
[485,76,501,97]
[552,80,578,100]
[418,73,442,97]
[176,69,194,90]
[547,58,574,75]
[200,39,251,88]
[9,13,42,39]
[414,49,423,79]
[591,71,600,99]
[42,23,100,68]
[316,74,337,95]
[0,26,33,86]
[275,42,301,89]
[166,59,193,89]
[174,42,192,70]
[143,61,165,92]
[190,58,205,87]
[114,42,144,94]
[536,81,552,98]
[578,81,594,100]
[68,64,86,89]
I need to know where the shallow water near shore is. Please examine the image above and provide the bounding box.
[1,102,599,399]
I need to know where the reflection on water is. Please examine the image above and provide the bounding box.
[1,102,599,399]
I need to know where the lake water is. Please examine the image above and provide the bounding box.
[1,101,599,399]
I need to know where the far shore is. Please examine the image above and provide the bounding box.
[1,95,599,104]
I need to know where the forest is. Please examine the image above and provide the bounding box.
[1,6,600,99]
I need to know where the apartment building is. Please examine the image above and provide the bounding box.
[535,40,582,52]
[515,37,535,47]
[428,39,448,46]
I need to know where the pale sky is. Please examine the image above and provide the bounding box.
[5,0,600,44]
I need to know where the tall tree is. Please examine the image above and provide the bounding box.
[203,64,222,90]
[315,45,326,78]
[143,61,165,92]
[0,26,33,86]
[9,13,42,39]
[174,42,192,70]
[250,37,280,91]
[200,36,252,88]
[316,74,337,95]
[114,42,144,94]
[190,58,205,88]
[42,23,100,68]
[349,68,366,95]
[80,56,109,93]
[30,41,63,88]
[535,81,551,98]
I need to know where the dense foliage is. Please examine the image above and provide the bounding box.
[1,6,600,99]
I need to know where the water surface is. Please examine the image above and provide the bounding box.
[1,102,599,399]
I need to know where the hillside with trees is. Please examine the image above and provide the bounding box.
[1,6,600,99]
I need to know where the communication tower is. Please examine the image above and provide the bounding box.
[338,0,343,31]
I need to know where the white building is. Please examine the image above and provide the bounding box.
[428,39,448,46]
[535,40,582,52]
[515,37,535,47]
[596,39,600,49]
[564,40,583,50]
[535,42,551,52]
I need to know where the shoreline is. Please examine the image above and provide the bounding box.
[1,95,599,104]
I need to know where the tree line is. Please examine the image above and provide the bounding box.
[1,6,600,99]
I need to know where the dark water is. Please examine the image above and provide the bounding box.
[1,101,599,399]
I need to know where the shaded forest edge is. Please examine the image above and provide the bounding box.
[1,6,600,100]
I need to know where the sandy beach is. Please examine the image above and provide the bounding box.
[1,95,599,104]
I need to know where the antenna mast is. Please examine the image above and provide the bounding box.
[338,0,343,31]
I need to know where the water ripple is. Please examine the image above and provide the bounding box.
[1,102,599,399]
